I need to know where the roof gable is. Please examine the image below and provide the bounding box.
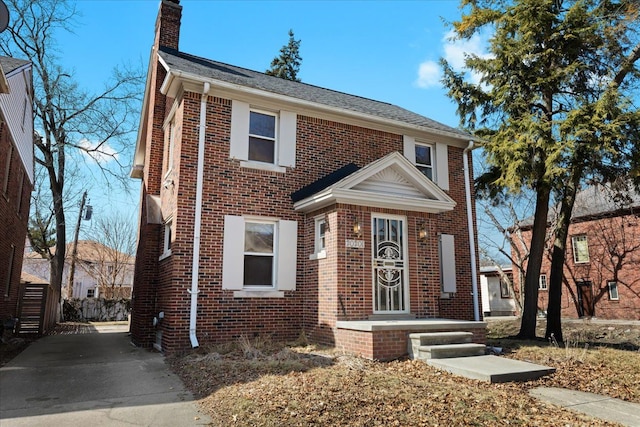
[293,152,456,213]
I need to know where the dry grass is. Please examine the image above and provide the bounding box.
[169,323,640,426]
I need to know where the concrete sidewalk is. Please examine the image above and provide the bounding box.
[531,387,640,427]
[0,324,210,426]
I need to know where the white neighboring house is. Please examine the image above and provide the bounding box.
[480,266,517,317]
[22,240,135,299]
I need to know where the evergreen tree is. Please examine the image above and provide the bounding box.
[442,0,640,340]
[266,29,302,82]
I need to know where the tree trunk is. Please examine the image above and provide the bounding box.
[546,157,583,343]
[518,182,551,339]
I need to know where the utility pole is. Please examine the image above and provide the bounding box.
[66,191,88,300]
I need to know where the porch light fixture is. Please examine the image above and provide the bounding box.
[353,219,362,238]
[418,226,428,241]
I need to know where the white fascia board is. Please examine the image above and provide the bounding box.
[131,49,161,179]
[294,188,456,214]
[159,66,476,144]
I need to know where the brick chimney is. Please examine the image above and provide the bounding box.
[155,0,182,51]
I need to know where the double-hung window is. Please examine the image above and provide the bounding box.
[415,142,434,180]
[222,215,298,297]
[243,221,275,287]
[539,274,548,290]
[248,111,277,164]
[572,235,590,263]
[402,135,449,190]
[229,100,297,171]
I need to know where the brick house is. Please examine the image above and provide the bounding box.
[515,184,640,320]
[130,0,484,359]
[0,56,34,327]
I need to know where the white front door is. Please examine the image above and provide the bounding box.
[372,215,409,313]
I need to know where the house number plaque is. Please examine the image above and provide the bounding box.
[345,239,365,249]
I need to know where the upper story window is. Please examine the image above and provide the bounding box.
[229,100,297,172]
[163,121,177,177]
[415,142,434,180]
[539,274,548,290]
[249,110,277,164]
[403,135,449,191]
[572,235,590,263]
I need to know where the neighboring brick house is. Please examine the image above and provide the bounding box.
[0,56,34,325]
[22,240,135,300]
[131,0,483,359]
[514,184,640,320]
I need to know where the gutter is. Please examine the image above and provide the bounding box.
[463,141,480,321]
[188,81,210,348]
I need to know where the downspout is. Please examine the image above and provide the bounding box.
[463,141,480,321]
[188,81,210,348]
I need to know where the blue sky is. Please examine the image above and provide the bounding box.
[56,0,487,239]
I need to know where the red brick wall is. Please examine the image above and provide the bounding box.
[0,121,32,321]
[133,0,480,352]
[515,216,640,320]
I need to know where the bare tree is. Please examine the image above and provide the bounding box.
[0,0,143,306]
[84,215,136,299]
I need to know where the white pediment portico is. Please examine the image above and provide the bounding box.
[293,151,456,213]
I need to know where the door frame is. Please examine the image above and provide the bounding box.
[371,213,410,314]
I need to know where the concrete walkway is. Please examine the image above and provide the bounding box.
[531,387,640,427]
[0,323,210,426]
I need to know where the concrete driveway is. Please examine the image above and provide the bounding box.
[0,323,210,426]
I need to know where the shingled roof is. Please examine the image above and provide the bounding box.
[0,56,30,74]
[158,47,472,140]
[519,183,640,228]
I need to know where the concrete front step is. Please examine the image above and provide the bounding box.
[428,355,556,383]
[418,343,486,360]
[408,332,474,359]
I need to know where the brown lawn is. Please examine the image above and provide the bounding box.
[169,320,640,426]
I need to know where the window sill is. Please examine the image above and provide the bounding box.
[240,161,286,173]
[233,290,285,298]
[309,250,327,260]
[159,250,172,261]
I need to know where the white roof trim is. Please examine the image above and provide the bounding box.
[293,152,456,214]
[158,60,476,143]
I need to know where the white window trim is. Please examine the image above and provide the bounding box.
[159,218,173,260]
[222,215,297,296]
[414,141,435,181]
[309,216,327,260]
[403,135,449,190]
[539,274,548,290]
[607,281,619,301]
[243,219,277,290]
[230,100,296,171]
[248,109,278,164]
[164,121,176,179]
[572,235,590,264]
